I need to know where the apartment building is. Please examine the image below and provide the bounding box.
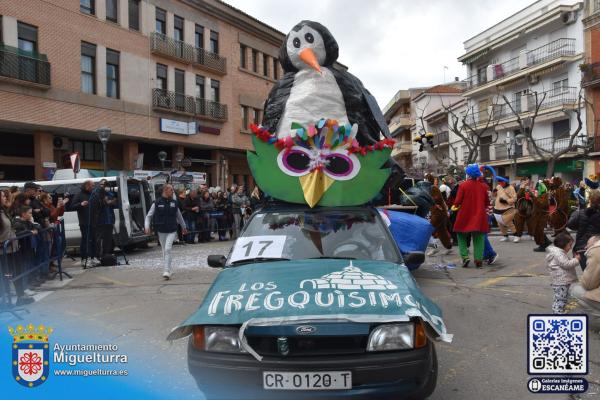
[458,0,586,182]
[582,0,600,174]
[410,85,464,176]
[383,89,413,169]
[0,0,285,186]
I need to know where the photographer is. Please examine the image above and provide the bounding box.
[92,179,117,258]
[70,180,95,266]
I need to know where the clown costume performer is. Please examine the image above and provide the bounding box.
[452,164,490,268]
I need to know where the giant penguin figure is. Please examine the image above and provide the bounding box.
[262,20,390,145]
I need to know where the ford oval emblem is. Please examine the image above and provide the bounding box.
[296,325,317,335]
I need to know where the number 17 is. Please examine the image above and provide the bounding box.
[242,240,273,257]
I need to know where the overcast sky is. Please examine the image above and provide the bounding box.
[226,0,529,107]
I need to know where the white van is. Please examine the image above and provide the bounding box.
[4,173,153,252]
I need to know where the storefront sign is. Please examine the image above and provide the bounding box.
[159,118,197,135]
[198,125,220,135]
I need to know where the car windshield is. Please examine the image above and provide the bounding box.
[227,208,401,265]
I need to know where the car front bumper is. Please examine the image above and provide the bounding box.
[187,339,435,400]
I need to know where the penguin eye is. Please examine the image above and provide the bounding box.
[323,152,361,181]
[304,33,314,43]
[292,37,301,48]
[277,148,312,177]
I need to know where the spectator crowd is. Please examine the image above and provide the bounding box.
[0,182,67,305]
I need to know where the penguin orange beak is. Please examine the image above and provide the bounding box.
[299,48,321,73]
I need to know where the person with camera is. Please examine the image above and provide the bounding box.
[92,179,117,260]
[144,184,187,280]
[70,180,95,267]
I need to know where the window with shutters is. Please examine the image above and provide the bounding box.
[210,31,219,54]
[156,64,167,90]
[128,0,139,31]
[195,24,204,48]
[195,75,205,99]
[81,42,96,94]
[263,54,269,77]
[80,0,95,15]
[210,79,220,102]
[240,44,247,68]
[155,8,166,34]
[106,49,120,99]
[106,0,117,22]
[252,49,258,73]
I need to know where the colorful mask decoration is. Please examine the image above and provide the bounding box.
[248,120,394,208]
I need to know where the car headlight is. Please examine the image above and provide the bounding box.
[201,326,247,353]
[367,323,415,351]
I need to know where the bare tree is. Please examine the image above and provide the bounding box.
[502,88,595,177]
[441,99,501,165]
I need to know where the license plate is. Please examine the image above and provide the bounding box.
[263,371,352,390]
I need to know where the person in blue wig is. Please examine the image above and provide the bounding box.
[451,164,490,268]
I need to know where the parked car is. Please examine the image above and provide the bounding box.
[168,204,451,400]
[3,174,153,251]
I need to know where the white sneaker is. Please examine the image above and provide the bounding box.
[443,248,453,255]
[426,248,438,256]
[500,236,508,242]
[513,236,521,243]
[162,271,171,280]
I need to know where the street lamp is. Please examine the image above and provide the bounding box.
[505,132,525,179]
[97,127,111,177]
[175,152,184,170]
[157,150,168,171]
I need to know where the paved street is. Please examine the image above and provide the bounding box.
[7,236,600,399]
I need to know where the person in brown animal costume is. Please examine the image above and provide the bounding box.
[548,176,569,235]
[425,174,452,251]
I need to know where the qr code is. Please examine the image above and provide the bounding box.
[528,315,587,374]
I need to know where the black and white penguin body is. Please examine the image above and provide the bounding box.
[261,20,390,146]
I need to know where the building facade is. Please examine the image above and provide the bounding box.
[383,89,414,170]
[458,0,587,182]
[0,0,285,187]
[582,0,600,174]
[410,85,463,176]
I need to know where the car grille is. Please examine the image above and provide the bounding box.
[246,335,368,357]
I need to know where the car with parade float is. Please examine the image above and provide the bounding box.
[167,20,450,400]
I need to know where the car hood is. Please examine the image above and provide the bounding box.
[167,259,452,345]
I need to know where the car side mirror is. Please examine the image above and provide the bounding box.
[207,255,226,268]
[404,251,425,266]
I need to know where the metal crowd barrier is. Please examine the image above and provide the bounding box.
[0,220,69,312]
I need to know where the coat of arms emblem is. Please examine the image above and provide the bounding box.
[9,324,52,388]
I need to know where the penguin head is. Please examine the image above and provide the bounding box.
[280,20,339,73]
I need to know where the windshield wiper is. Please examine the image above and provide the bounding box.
[230,257,291,266]
[309,256,356,260]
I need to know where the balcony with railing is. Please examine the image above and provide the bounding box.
[150,32,226,74]
[0,44,51,87]
[152,88,228,121]
[388,113,412,134]
[464,87,578,127]
[532,135,587,153]
[433,130,449,145]
[463,38,576,91]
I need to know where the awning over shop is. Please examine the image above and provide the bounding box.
[517,159,584,176]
